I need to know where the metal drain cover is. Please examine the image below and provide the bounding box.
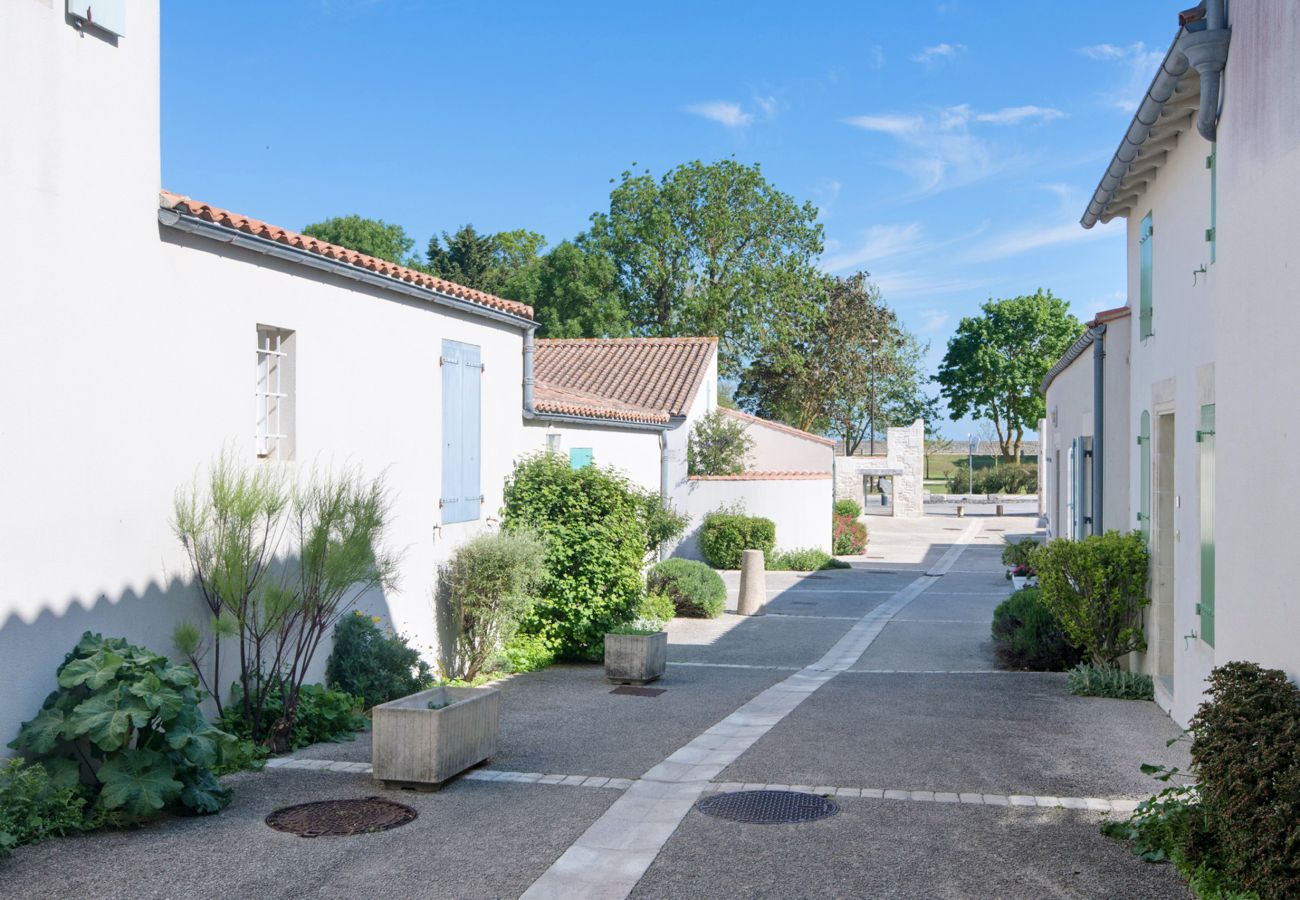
[265,797,417,837]
[696,790,839,824]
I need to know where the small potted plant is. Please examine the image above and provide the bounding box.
[1010,563,1036,591]
[604,592,673,685]
[371,684,500,790]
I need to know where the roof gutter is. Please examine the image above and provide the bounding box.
[528,411,672,433]
[1081,1,1229,228]
[1041,328,1101,395]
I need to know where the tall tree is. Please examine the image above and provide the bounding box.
[509,239,630,338]
[302,215,419,266]
[589,159,824,377]
[935,289,1081,462]
[426,224,500,290]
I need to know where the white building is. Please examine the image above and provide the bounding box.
[1042,0,1300,725]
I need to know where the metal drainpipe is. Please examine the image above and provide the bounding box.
[521,328,537,417]
[1184,0,1230,142]
[1090,324,1107,535]
[659,431,670,561]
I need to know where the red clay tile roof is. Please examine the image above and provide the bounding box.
[1088,305,1132,327]
[719,407,835,447]
[534,338,717,421]
[688,471,832,481]
[533,384,671,426]
[159,191,533,320]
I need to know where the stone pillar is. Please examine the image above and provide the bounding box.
[885,419,926,518]
[737,549,766,616]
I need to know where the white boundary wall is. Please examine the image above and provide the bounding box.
[673,477,833,562]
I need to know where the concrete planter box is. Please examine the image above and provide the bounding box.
[1010,575,1028,591]
[371,685,499,790]
[604,631,667,684]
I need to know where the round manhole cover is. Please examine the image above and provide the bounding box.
[265,797,418,837]
[696,790,838,824]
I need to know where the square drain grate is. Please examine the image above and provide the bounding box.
[610,686,665,697]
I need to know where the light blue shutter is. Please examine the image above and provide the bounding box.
[461,344,482,521]
[1139,213,1154,339]
[441,341,464,523]
[1198,404,1216,646]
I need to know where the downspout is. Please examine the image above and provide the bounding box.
[1182,0,1230,142]
[521,327,538,418]
[1090,324,1107,535]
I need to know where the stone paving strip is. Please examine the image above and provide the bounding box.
[667,661,803,671]
[519,520,985,900]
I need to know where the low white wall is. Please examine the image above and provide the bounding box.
[672,477,833,563]
[522,419,661,494]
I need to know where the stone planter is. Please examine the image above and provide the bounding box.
[371,685,499,790]
[1011,575,1028,591]
[604,631,667,684]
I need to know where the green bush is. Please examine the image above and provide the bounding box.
[946,462,1038,494]
[609,592,676,636]
[687,410,753,476]
[220,683,366,752]
[0,758,97,857]
[636,490,688,557]
[499,632,556,674]
[647,558,727,618]
[1001,537,1039,569]
[1067,663,1154,700]
[1189,662,1300,899]
[832,515,868,555]
[833,499,862,519]
[8,632,235,822]
[699,509,776,569]
[768,548,849,571]
[991,587,1082,671]
[438,530,547,680]
[326,612,433,709]
[504,453,650,660]
[1032,531,1149,666]
[1101,779,1231,896]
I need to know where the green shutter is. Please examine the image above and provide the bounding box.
[1207,145,1217,263]
[569,447,593,470]
[1139,213,1154,339]
[1137,411,1151,541]
[1198,404,1216,646]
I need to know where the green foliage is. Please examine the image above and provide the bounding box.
[589,159,824,377]
[1067,663,1155,699]
[768,548,849,571]
[9,632,234,823]
[833,499,862,519]
[302,214,420,267]
[947,462,1038,494]
[426,224,503,290]
[832,515,868,556]
[503,453,650,660]
[699,509,776,569]
[936,290,1081,462]
[1188,662,1300,898]
[647,558,727,618]
[325,612,433,709]
[220,683,366,752]
[687,410,754,476]
[1032,531,1150,666]
[1001,537,1040,569]
[499,632,556,674]
[991,587,1082,671]
[0,758,97,856]
[635,491,688,558]
[211,739,268,777]
[438,530,548,681]
[516,239,631,338]
[609,592,676,635]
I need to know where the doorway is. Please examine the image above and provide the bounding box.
[1152,412,1176,695]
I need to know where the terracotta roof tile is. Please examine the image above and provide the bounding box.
[719,407,835,447]
[688,471,832,481]
[534,337,716,420]
[159,191,533,320]
[532,384,670,425]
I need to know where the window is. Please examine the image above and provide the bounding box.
[1207,145,1217,263]
[255,326,294,460]
[1139,213,1154,340]
[1197,404,1216,646]
[1137,411,1151,541]
[569,448,593,470]
[441,340,482,524]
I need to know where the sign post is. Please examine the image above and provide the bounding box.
[967,434,976,494]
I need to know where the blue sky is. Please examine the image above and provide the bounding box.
[161,1,1179,439]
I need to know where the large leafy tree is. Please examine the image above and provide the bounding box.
[509,239,630,338]
[935,289,1081,462]
[589,159,824,376]
[426,224,502,290]
[302,215,419,266]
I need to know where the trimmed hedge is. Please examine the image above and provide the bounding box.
[699,511,776,569]
[991,587,1082,671]
[647,559,726,618]
[832,499,862,519]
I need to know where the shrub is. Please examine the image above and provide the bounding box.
[1032,531,1149,666]
[221,683,367,752]
[833,499,862,519]
[687,410,753,476]
[946,462,1038,495]
[326,612,433,709]
[0,758,96,857]
[609,592,676,636]
[768,548,849,571]
[647,558,727,618]
[438,530,547,680]
[504,453,649,660]
[699,509,776,569]
[635,490,688,558]
[1189,662,1300,898]
[499,632,556,674]
[9,632,235,822]
[832,515,868,555]
[1000,537,1039,570]
[990,587,1082,671]
[1067,663,1154,700]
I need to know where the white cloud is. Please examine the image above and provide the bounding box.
[1078,42,1166,112]
[754,95,778,120]
[843,114,923,136]
[814,179,843,221]
[911,42,965,65]
[821,223,926,272]
[963,218,1120,263]
[973,105,1066,125]
[683,101,753,128]
[872,270,987,298]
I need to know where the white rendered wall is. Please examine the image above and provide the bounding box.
[1213,2,1300,692]
[726,411,834,473]
[673,478,834,562]
[521,419,661,493]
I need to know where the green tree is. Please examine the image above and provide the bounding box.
[935,290,1080,462]
[687,410,753,476]
[427,224,500,290]
[510,239,630,337]
[302,215,419,266]
[589,159,824,376]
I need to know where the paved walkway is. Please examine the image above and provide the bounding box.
[0,510,1191,899]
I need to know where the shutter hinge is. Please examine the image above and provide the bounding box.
[1195,603,1202,615]
[1205,227,1216,243]
[439,356,445,367]
[479,495,485,504]
[438,498,445,508]
[1196,429,1216,442]
[1206,155,1213,169]
[1136,435,1146,446]
[1136,512,1148,522]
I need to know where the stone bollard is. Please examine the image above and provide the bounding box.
[956,505,964,518]
[996,504,1005,517]
[737,549,766,616]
